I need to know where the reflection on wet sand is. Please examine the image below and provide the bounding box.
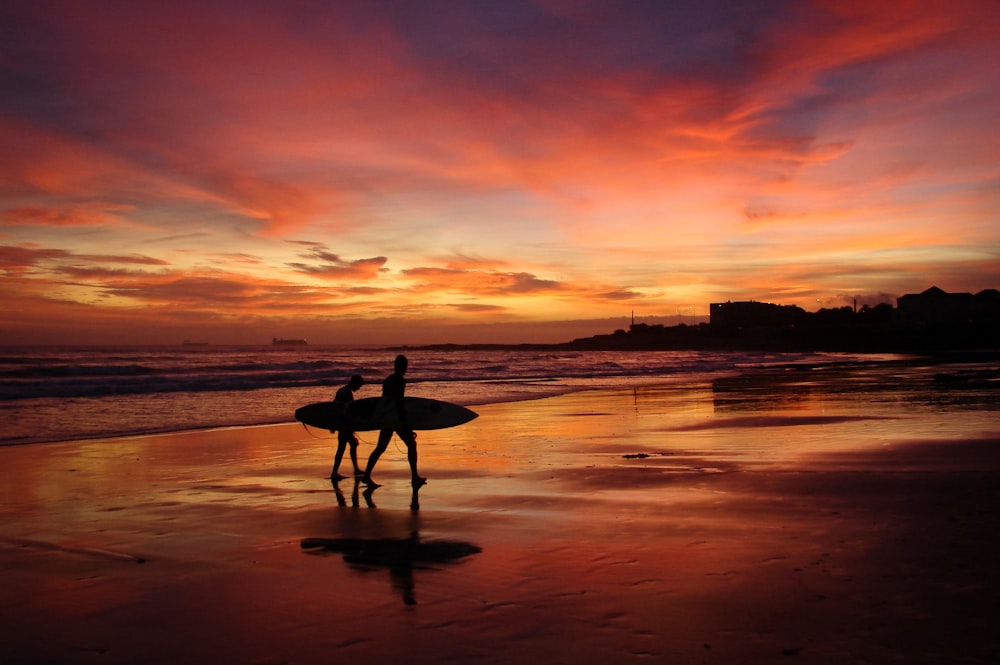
[332,477,423,510]
[331,477,375,508]
[305,479,481,604]
[711,358,1000,414]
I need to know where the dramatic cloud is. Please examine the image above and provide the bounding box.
[1,0,998,343]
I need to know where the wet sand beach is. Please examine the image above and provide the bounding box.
[2,370,999,664]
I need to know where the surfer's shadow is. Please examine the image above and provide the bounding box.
[304,481,482,605]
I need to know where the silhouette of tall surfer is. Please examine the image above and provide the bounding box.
[361,354,425,487]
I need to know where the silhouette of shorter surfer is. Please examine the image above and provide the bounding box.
[330,374,364,481]
[361,355,424,487]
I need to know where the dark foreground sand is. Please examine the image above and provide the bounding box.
[2,376,999,664]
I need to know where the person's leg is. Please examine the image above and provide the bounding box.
[362,429,392,486]
[331,436,347,480]
[401,430,425,486]
[348,434,360,475]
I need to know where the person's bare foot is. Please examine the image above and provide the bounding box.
[412,476,427,487]
[361,475,382,488]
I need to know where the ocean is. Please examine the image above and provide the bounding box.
[0,345,958,446]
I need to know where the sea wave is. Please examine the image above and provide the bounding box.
[0,346,866,445]
[0,347,815,401]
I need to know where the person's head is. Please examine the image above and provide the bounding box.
[394,354,408,374]
[348,374,364,390]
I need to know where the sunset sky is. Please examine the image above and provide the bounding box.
[2,0,998,345]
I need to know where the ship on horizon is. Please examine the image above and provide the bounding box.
[272,337,308,346]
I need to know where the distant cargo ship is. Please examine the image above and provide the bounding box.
[272,337,308,346]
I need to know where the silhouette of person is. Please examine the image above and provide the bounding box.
[361,355,425,487]
[330,374,364,481]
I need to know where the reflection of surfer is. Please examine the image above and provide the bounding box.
[333,477,376,508]
[361,355,425,488]
[331,374,364,481]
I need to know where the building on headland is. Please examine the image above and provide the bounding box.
[708,287,1000,329]
[568,286,997,351]
[896,286,1000,326]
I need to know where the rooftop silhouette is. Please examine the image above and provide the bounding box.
[564,286,1000,352]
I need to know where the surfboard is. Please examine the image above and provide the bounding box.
[295,396,478,431]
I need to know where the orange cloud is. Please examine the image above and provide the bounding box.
[402,266,564,297]
[286,245,388,280]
